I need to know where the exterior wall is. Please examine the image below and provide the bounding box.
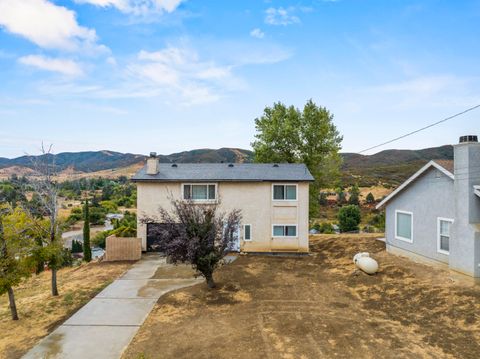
[136,181,310,253]
[451,142,480,277]
[385,167,454,264]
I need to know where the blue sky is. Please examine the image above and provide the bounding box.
[1,0,479,158]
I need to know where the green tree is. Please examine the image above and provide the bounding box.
[83,199,92,262]
[252,100,343,217]
[338,205,361,233]
[0,206,35,320]
[348,184,360,205]
[366,192,375,204]
[336,187,346,205]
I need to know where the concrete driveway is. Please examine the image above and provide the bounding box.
[24,254,202,359]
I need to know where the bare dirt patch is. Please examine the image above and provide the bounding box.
[123,234,480,359]
[0,261,132,358]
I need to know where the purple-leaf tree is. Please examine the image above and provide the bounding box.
[142,199,241,289]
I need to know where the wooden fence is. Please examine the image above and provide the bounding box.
[105,236,142,261]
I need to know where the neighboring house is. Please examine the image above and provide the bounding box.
[377,135,480,277]
[132,153,314,253]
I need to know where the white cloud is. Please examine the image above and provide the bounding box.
[75,0,183,16]
[265,7,300,26]
[0,0,106,53]
[129,47,235,104]
[250,28,265,39]
[19,55,84,77]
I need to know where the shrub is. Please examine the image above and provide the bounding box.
[368,211,385,232]
[88,207,107,225]
[99,200,118,213]
[366,192,375,204]
[348,185,360,205]
[338,205,361,233]
[313,222,335,234]
[92,231,110,249]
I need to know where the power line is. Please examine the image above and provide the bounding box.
[358,104,480,154]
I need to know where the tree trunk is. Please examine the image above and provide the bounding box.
[7,287,19,321]
[51,268,59,296]
[206,274,216,289]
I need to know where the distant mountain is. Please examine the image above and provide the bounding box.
[341,145,453,186]
[0,148,254,174]
[0,145,453,186]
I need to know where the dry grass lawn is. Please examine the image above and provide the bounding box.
[0,260,133,358]
[123,234,480,359]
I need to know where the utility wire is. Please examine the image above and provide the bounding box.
[358,104,480,154]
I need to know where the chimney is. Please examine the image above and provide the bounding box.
[451,135,480,277]
[146,152,159,175]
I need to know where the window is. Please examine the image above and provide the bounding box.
[395,210,413,243]
[244,224,252,241]
[438,218,453,255]
[183,184,216,201]
[273,184,297,200]
[272,225,297,237]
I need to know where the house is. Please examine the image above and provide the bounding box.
[132,153,314,253]
[377,135,480,277]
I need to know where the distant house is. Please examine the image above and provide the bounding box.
[132,154,314,253]
[377,135,480,277]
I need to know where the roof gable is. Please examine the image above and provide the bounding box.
[376,160,454,209]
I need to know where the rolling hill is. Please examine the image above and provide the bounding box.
[0,145,454,186]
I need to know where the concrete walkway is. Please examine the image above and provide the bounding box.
[24,255,202,359]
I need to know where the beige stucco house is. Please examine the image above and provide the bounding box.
[132,153,314,253]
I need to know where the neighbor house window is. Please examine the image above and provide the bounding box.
[272,225,297,237]
[244,224,252,241]
[438,218,453,255]
[395,210,413,243]
[273,184,297,200]
[183,184,216,201]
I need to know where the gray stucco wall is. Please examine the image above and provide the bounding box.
[385,167,454,264]
[451,142,480,277]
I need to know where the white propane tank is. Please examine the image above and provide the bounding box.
[353,252,379,275]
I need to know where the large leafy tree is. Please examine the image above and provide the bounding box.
[252,100,343,217]
[0,206,36,320]
[143,200,241,289]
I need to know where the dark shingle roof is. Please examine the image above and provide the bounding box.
[132,163,314,182]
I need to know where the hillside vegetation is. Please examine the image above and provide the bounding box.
[1,145,454,186]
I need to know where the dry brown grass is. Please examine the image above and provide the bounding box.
[124,234,480,359]
[0,261,133,359]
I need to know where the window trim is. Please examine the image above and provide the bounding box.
[181,183,217,202]
[395,210,413,243]
[437,217,453,255]
[243,224,252,241]
[272,224,298,238]
[272,183,298,201]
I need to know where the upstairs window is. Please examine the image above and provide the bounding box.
[183,184,216,201]
[273,184,297,200]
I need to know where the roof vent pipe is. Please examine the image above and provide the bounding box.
[459,135,478,143]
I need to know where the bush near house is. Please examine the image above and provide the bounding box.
[338,205,361,233]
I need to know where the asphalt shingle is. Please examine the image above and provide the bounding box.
[132,163,314,182]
